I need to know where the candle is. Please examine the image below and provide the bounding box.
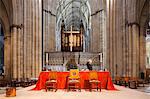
[46,53,48,64]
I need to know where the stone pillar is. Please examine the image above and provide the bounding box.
[38,0,42,73]
[106,0,110,70]
[132,24,137,77]
[28,0,32,79]
[23,0,27,79]
[32,0,35,78]
[109,0,113,75]
[136,25,140,77]
[26,0,30,79]
[126,26,129,77]
[128,25,132,77]
[35,0,39,77]
[112,0,116,77]
[20,28,23,79]
[139,27,146,73]
[117,0,123,77]
[4,35,11,80]
[122,0,126,76]
[102,8,107,69]
[11,27,17,79]
[17,28,21,80]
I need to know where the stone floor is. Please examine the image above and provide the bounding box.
[0,85,149,99]
[133,83,150,94]
[0,87,23,94]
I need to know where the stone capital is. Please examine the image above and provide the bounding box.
[128,22,139,27]
[10,24,23,29]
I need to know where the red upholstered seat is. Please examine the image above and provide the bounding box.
[67,69,81,92]
[45,71,57,92]
[89,71,101,92]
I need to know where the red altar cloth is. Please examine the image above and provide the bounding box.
[32,71,116,90]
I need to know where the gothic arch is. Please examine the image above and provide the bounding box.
[0,0,12,80]
[55,0,91,51]
[139,0,150,72]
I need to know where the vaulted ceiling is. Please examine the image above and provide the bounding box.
[1,0,13,25]
[56,0,91,31]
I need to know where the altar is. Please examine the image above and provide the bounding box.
[32,71,116,90]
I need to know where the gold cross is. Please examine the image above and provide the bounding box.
[64,26,80,51]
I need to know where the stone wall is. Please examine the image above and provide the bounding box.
[106,0,148,78]
[0,0,148,80]
[10,0,42,79]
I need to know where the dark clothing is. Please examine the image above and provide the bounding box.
[86,62,92,70]
[140,72,145,79]
[67,64,77,71]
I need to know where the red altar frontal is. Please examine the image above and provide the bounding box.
[32,71,116,90]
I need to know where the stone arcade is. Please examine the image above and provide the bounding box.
[0,0,149,81]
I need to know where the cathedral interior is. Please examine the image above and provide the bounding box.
[0,0,150,84]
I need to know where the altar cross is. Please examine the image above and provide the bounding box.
[64,26,80,51]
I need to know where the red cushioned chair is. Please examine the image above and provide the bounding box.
[45,71,57,92]
[89,71,101,92]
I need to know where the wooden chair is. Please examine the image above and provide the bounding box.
[137,78,145,87]
[114,76,121,85]
[128,77,138,89]
[89,71,101,92]
[121,77,130,87]
[45,71,57,92]
[67,69,81,92]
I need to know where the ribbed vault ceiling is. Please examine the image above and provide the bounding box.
[56,0,91,31]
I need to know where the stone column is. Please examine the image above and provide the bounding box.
[38,0,42,73]
[102,9,107,69]
[117,0,123,77]
[109,0,113,75]
[106,0,110,70]
[23,0,27,79]
[139,27,146,73]
[11,27,17,79]
[35,0,39,77]
[126,26,129,77]
[136,25,140,77]
[122,0,126,76]
[4,34,11,80]
[128,25,132,77]
[132,24,137,77]
[20,28,23,79]
[32,0,35,78]
[25,0,30,79]
[112,0,116,77]
[28,0,32,79]
[17,28,21,80]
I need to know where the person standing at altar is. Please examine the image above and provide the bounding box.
[86,59,92,70]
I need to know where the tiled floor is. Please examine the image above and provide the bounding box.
[0,85,149,99]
